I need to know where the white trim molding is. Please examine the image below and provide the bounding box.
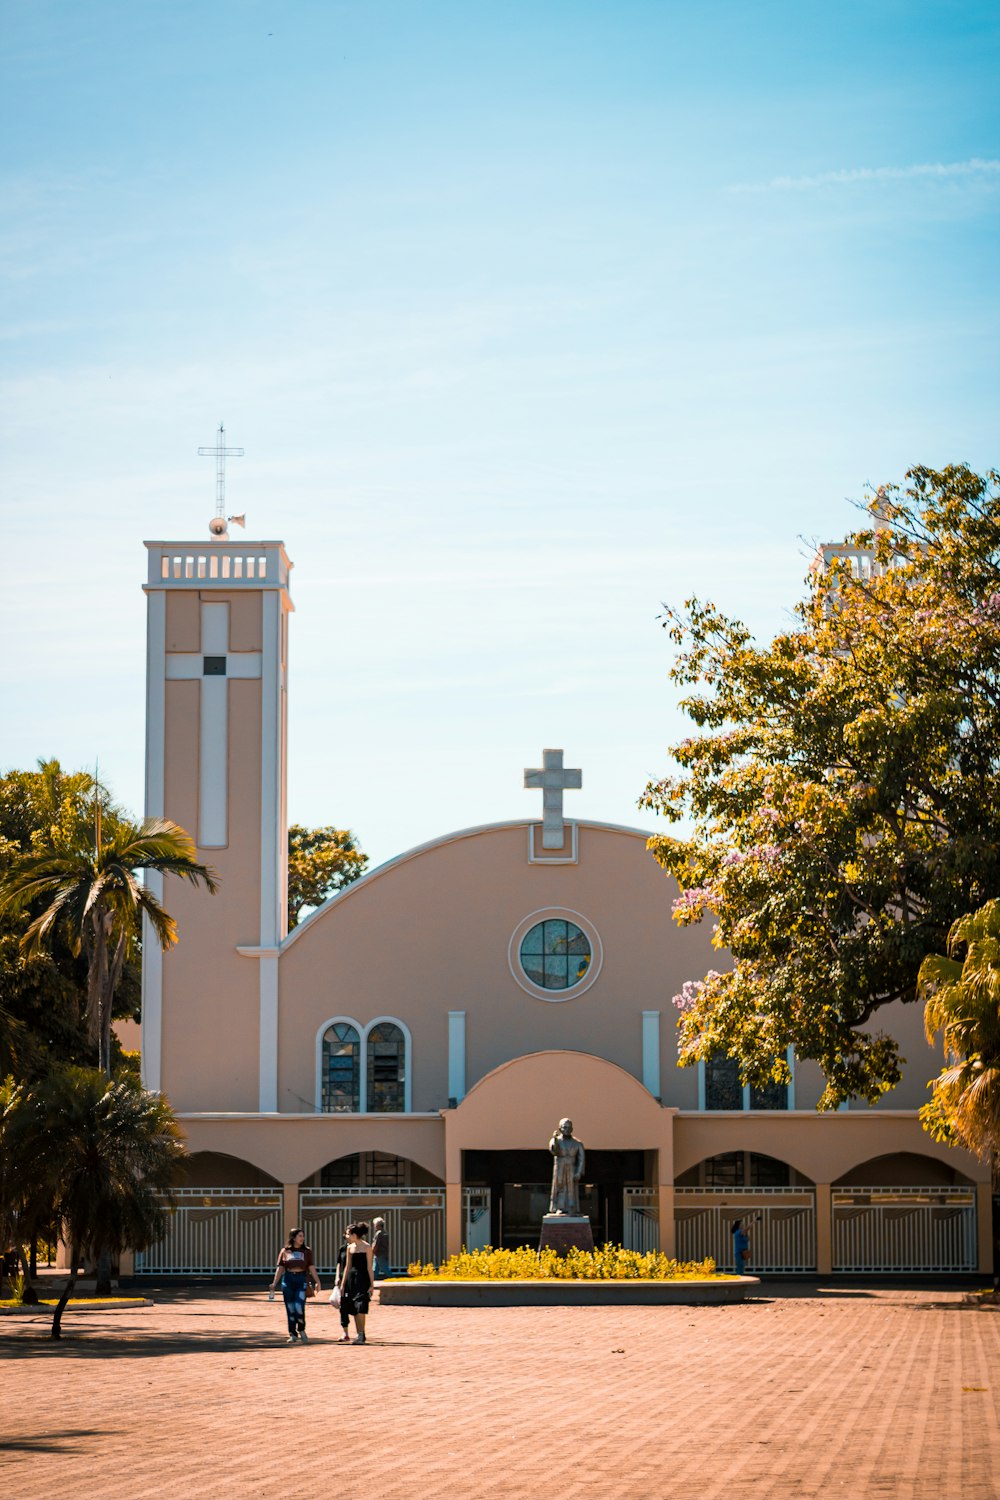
[507,907,604,1002]
[140,589,166,1093]
[448,1011,466,1104]
[641,1010,661,1099]
[527,822,579,864]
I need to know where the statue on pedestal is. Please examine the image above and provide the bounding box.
[548,1118,585,1216]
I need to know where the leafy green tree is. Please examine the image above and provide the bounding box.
[22,1067,185,1337]
[0,817,218,1077]
[287,824,368,928]
[1,764,96,1079]
[643,465,1000,1106]
[0,761,137,1079]
[918,901,1000,1179]
[0,1076,53,1302]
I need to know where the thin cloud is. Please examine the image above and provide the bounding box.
[731,157,1000,192]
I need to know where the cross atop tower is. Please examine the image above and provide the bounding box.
[198,422,245,538]
[524,748,582,849]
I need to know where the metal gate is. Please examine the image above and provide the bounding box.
[675,1188,817,1272]
[300,1189,445,1273]
[463,1188,491,1252]
[623,1188,659,1252]
[134,1188,283,1275]
[833,1188,977,1272]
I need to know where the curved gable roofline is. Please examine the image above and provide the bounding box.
[458,1047,658,1108]
[281,818,654,951]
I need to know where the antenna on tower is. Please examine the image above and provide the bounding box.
[198,422,245,538]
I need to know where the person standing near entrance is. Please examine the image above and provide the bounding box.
[371,1217,390,1281]
[332,1228,352,1343]
[340,1221,374,1344]
[270,1227,320,1343]
[732,1218,750,1275]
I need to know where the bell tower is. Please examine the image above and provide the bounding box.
[141,539,294,1111]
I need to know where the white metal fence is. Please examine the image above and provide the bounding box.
[623,1188,660,1253]
[675,1188,818,1272]
[300,1189,445,1272]
[462,1188,491,1252]
[832,1189,977,1272]
[134,1189,283,1275]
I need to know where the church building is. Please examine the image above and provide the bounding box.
[131,534,992,1278]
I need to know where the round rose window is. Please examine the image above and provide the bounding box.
[518,918,592,992]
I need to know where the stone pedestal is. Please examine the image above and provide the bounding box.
[538,1214,594,1256]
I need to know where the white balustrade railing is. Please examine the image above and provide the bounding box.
[832,1189,977,1272]
[674,1188,817,1272]
[300,1188,446,1273]
[146,541,293,591]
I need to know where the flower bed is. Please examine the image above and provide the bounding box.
[406,1245,728,1281]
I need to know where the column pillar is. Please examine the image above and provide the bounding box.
[657,1118,677,1258]
[658,1186,676,1258]
[446,1182,463,1259]
[258,953,280,1112]
[815,1184,832,1274]
[976,1182,994,1275]
[282,1183,299,1237]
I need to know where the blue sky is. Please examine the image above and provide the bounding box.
[2,1,997,866]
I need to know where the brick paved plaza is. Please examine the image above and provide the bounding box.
[2,1285,998,1500]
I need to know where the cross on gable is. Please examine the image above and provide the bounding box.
[524,748,582,849]
[165,602,261,847]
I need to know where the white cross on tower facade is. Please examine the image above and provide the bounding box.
[524,747,582,849]
[164,601,262,846]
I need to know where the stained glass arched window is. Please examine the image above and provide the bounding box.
[366,1022,406,1113]
[321,1022,360,1113]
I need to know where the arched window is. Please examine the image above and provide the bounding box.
[701,1048,794,1110]
[321,1021,360,1113]
[366,1022,406,1113]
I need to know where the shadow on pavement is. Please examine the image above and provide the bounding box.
[0,1329,434,1358]
[0,1428,115,1453]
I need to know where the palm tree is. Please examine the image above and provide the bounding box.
[0,816,218,1078]
[919,899,1000,1181]
[29,1066,185,1338]
[0,1076,52,1303]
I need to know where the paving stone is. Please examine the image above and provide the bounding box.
[1,1285,998,1499]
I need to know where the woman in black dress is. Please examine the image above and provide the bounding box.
[333,1229,351,1343]
[339,1220,374,1344]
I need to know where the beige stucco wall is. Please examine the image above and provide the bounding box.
[176,1114,446,1185]
[160,799,966,1168]
[671,1111,984,1186]
[278,822,717,1115]
[159,590,265,1112]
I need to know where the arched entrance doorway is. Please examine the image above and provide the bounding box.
[673,1154,817,1273]
[301,1154,446,1273]
[831,1153,978,1272]
[462,1148,650,1249]
[446,1050,670,1255]
[135,1152,283,1277]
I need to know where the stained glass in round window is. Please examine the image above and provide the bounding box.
[519,918,591,991]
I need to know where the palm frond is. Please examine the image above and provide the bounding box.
[134,886,178,951]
